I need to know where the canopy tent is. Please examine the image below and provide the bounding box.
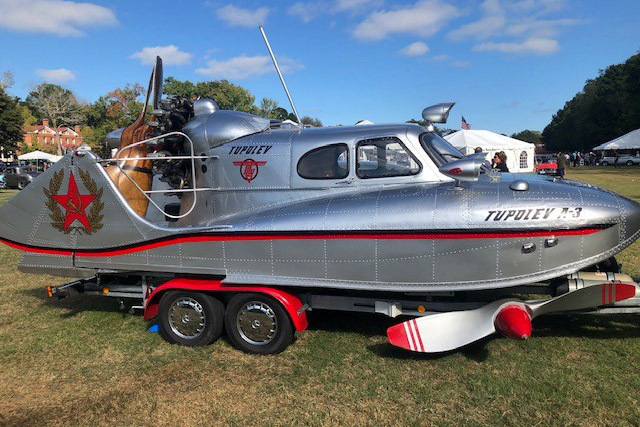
[593,128,640,151]
[444,129,535,173]
[18,150,62,162]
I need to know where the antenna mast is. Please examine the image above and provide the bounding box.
[259,26,302,127]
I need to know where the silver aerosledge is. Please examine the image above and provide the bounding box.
[2,44,640,354]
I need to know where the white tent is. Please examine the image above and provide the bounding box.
[444,130,535,173]
[18,150,62,162]
[593,128,640,151]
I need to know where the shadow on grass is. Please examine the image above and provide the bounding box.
[307,309,640,360]
[307,309,492,361]
[20,287,131,319]
[20,286,640,358]
[533,314,640,339]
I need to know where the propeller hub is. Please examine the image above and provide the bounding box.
[494,305,532,340]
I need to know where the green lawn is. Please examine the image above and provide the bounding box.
[1,168,640,426]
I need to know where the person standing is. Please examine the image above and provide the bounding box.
[614,152,620,168]
[556,151,566,178]
[492,151,509,172]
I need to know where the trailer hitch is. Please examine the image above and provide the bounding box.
[46,278,95,300]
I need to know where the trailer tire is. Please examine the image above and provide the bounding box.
[224,293,293,355]
[158,291,224,347]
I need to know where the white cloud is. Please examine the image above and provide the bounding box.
[400,42,429,57]
[451,60,471,67]
[288,2,325,23]
[448,0,582,55]
[352,0,460,41]
[196,55,304,79]
[505,18,584,38]
[448,0,504,40]
[36,68,75,83]
[130,45,192,66]
[288,0,378,23]
[510,0,567,15]
[474,37,559,55]
[334,0,376,11]
[431,54,450,61]
[0,0,117,37]
[216,4,269,28]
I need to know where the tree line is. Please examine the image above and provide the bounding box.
[542,52,640,152]
[0,75,322,158]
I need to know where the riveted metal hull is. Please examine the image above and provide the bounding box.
[3,150,639,292]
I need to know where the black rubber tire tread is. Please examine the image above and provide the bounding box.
[224,293,294,355]
[17,180,26,190]
[158,291,224,347]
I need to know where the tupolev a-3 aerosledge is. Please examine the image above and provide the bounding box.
[1,31,640,354]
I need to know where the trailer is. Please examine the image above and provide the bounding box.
[46,266,640,354]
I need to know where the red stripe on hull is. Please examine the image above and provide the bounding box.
[0,228,602,258]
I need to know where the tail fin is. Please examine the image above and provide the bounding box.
[0,150,170,276]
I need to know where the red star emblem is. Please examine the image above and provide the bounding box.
[52,172,96,231]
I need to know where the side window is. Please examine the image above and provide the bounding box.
[297,144,349,179]
[357,137,420,179]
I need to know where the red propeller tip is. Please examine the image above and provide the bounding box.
[494,305,532,340]
[387,323,410,350]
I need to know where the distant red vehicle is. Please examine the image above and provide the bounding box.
[535,161,558,175]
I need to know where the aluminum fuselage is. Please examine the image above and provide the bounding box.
[1,113,639,292]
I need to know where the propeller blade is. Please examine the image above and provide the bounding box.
[387,283,636,354]
[387,299,509,353]
[529,282,636,317]
[152,56,163,110]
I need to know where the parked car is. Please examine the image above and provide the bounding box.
[599,155,640,166]
[535,160,558,175]
[3,166,41,190]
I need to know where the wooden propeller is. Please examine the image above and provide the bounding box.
[106,57,163,217]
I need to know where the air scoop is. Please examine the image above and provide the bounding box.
[438,152,487,183]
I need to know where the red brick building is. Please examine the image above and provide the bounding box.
[23,119,84,152]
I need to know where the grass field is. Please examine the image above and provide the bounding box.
[1,168,640,426]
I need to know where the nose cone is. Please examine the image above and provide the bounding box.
[494,305,532,340]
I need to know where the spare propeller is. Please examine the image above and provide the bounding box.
[387,282,637,353]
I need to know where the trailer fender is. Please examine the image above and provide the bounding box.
[144,278,308,332]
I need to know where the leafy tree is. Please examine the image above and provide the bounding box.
[163,77,257,113]
[301,116,323,127]
[26,83,84,155]
[511,130,541,144]
[0,71,14,90]
[0,88,23,153]
[259,98,279,118]
[542,52,640,151]
[18,104,37,127]
[82,84,145,156]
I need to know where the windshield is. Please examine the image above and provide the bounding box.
[420,132,464,166]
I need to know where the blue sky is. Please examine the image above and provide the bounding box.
[1,0,639,134]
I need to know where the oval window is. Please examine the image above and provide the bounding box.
[297,144,349,179]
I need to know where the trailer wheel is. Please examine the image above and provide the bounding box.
[224,293,293,354]
[158,291,224,346]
